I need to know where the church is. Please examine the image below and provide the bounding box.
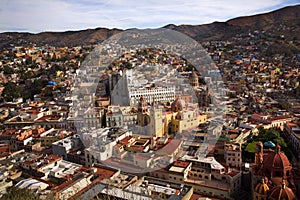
[136,94,207,138]
[251,142,298,200]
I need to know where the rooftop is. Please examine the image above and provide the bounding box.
[184,156,225,171]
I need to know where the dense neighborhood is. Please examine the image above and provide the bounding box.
[0,6,300,200]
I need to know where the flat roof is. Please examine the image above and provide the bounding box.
[169,166,185,173]
[185,156,224,170]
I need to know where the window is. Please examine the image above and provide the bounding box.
[275,171,281,177]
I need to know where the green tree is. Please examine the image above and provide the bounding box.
[2,82,20,102]
[25,56,33,65]
[1,187,40,200]
[51,53,57,61]
[37,68,48,77]
[20,70,35,80]
[2,65,14,75]
[43,86,53,97]
[27,79,49,99]
[255,127,287,148]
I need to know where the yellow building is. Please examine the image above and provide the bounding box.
[40,128,64,147]
[149,106,164,137]
[170,111,206,134]
[40,136,61,147]
[136,96,207,137]
[166,97,207,134]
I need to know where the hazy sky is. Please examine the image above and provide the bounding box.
[0,0,299,33]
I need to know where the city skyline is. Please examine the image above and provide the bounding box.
[0,0,299,33]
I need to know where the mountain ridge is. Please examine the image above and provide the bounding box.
[0,4,299,48]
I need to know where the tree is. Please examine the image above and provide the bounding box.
[43,86,53,97]
[25,56,33,65]
[20,70,35,80]
[2,82,20,102]
[245,141,258,153]
[255,127,287,148]
[29,79,49,98]
[1,187,40,200]
[51,53,57,61]
[37,68,48,77]
[243,141,257,162]
[2,65,14,75]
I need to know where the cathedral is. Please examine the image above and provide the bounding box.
[189,69,211,109]
[252,142,298,200]
[136,95,206,138]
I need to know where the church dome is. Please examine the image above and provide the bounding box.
[268,181,297,200]
[263,145,292,178]
[255,178,269,195]
[171,96,186,112]
[189,68,199,87]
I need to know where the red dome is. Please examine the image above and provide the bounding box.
[268,181,297,200]
[265,152,289,169]
[263,145,292,178]
[255,178,269,195]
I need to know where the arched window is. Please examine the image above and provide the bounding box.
[275,171,281,177]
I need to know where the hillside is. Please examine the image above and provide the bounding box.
[0,5,299,48]
[166,5,300,41]
[0,28,122,48]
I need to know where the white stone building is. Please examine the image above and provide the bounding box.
[224,142,242,169]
